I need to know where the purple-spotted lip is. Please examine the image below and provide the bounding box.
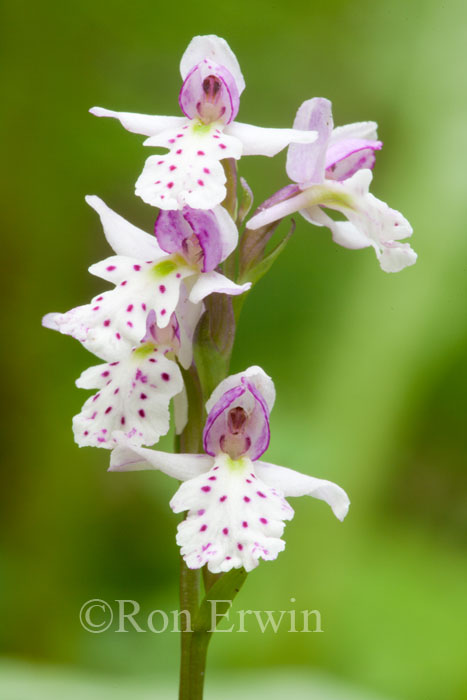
[178,59,240,125]
[202,377,271,461]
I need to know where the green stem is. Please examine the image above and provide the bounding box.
[178,365,204,700]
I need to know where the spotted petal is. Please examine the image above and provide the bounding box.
[138,121,242,210]
[73,348,183,449]
[171,454,294,573]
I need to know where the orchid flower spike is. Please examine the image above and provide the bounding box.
[110,367,350,573]
[43,196,249,361]
[247,98,417,273]
[90,35,318,211]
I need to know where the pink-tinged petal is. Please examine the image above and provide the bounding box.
[203,378,271,461]
[225,121,317,157]
[73,350,183,449]
[179,61,240,125]
[376,242,417,273]
[247,188,314,230]
[325,138,383,181]
[255,461,350,521]
[286,98,333,185]
[154,206,236,273]
[206,366,276,414]
[188,271,251,304]
[86,195,164,259]
[171,454,293,573]
[299,206,371,249]
[110,435,213,479]
[180,35,245,95]
[138,122,242,210]
[89,107,187,137]
[329,120,379,145]
[154,210,194,255]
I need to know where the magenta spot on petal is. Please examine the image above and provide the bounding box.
[237,543,243,551]
[219,143,227,149]
[106,265,116,271]
[103,319,111,327]
[155,180,161,185]
[201,486,211,493]
[257,491,266,498]
[91,411,97,419]
[161,372,170,381]
[96,296,103,302]
[127,321,133,328]
[246,479,252,484]
[200,524,207,532]
[169,165,177,171]
[250,473,256,479]
[167,182,174,189]
[84,431,89,436]
[197,179,204,186]
[121,416,126,425]
[203,167,210,174]
[169,138,176,143]
[213,134,220,139]
[197,150,205,156]
[220,495,227,502]
[141,303,146,311]
[133,264,141,271]
[157,160,164,165]
[138,409,145,418]
[92,394,100,403]
[114,388,119,395]
[149,358,157,363]
[97,437,106,443]
[105,406,112,414]
[198,509,205,516]
[160,195,165,200]
[260,517,268,524]
[176,133,183,138]
[243,496,251,503]
[160,309,166,316]
[222,528,229,535]
[140,393,147,400]
[159,284,166,293]
[226,556,231,560]
[121,280,127,286]
[101,371,110,377]
[208,476,217,481]
[92,306,100,311]
[176,149,182,154]
[126,304,133,312]
[242,521,248,528]
[213,466,219,471]
[116,333,121,339]
[176,273,181,278]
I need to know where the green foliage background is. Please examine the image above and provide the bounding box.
[1,0,466,698]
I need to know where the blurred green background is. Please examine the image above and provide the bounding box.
[2,0,466,698]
